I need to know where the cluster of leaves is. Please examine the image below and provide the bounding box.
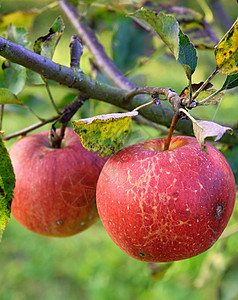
[73,7,238,157]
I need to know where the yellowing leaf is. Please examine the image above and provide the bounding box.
[196,88,224,105]
[0,9,39,31]
[0,88,23,105]
[215,18,238,75]
[0,135,15,242]
[72,111,138,157]
[193,120,233,146]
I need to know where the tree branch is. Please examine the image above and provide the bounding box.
[58,0,135,90]
[0,36,237,145]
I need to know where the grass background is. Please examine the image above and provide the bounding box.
[1,202,238,300]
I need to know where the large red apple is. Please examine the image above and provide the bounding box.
[10,127,107,237]
[96,136,236,262]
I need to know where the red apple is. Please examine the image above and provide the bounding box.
[10,127,107,237]
[96,136,236,262]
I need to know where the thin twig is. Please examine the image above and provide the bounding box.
[0,105,4,131]
[58,0,135,90]
[2,115,60,140]
[21,104,45,121]
[70,35,83,69]
[44,78,61,114]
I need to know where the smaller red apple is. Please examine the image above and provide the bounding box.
[10,127,107,237]
[96,136,236,262]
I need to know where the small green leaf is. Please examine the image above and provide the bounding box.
[192,120,233,146]
[215,18,238,75]
[222,74,238,90]
[3,63,26,95]
[112,17,153,72]
[33,16,65,59]
[6,24,30,48]
[178,30,197,78]
[132,9,180,59]
[72,111,138,157]
[0,135,15,241]
[0,88,22,105]
[26,70,44,85]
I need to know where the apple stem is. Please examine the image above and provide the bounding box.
[164,113,179,151]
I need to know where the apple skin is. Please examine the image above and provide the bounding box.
[96,136,236,262]
[10,127,107,237]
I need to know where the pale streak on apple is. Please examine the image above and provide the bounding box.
[124,153,194,248]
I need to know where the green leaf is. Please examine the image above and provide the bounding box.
[33,16,65,59]
[3,63,27,95]
[0,135,15,241]
[144,3,219,49]
[178,30,197,78]
[215,18,238,75]
[26,70,44,85]
[0,88,23,105]
[131,9,197,77]
[72,111,138,157]
[6,24,30,48]
[112,17,153,72]
[222,74,238,90]
[131,9,180,59]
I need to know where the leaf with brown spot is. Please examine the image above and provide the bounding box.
[215,18,238,75]
[180,82,213,98]
[196,89,225,105]
[72,111,138,157]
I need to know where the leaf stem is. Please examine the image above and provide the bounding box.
[192,68,219,100]
[21,104,45,121]
[164,113,179,151]
[44,79,61,114]
[133,100,155,111]
[179,108,198,123]
[188,77,193,105]
[0,104,4,131]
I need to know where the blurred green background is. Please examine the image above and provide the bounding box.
[0,1,238,299]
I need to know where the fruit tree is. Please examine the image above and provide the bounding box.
[0,0,237,271]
